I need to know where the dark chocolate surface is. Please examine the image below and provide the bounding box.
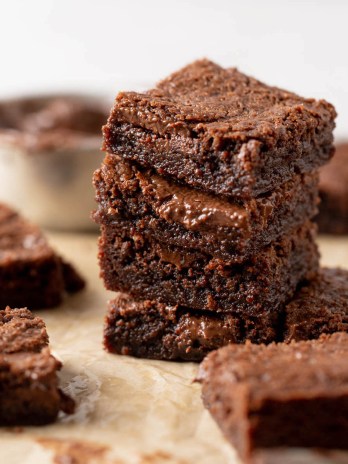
[284,267,348,342]
[198,332,348,462]
[104,59,335,199]
[317,143,348,234]
[98,220,319,314]
[94,154,319,261]
[0,95,107,152]
[0,306,74,425]
[104,294,280,362]
[0,202,85,309]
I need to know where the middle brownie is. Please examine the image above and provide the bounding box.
[94,154,319,262]
[98,220,318,314]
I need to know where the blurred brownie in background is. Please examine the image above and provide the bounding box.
[0,202,85,309]
[317,142,348,234]
[284,267,348,342]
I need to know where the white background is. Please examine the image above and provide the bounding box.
[1,0,347,137]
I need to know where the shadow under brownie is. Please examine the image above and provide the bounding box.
[94,154,319,262]
[98,220,318,314]
[103,59,335,200]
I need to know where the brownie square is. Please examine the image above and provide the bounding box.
[284,267,348,342]
[104,294,280,362]
[317,142,348,234]
[0,307,74,425]
[103,59,335,200]
[98,220,318,314]
[0,203,85,309]
[198,332,348,463]
[93,154,319,262]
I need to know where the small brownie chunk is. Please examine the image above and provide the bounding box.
[104,294,280,362]
[94,154,319,262]
[98,220,318,314]
[284,267,348,342]
[0,307,48,353]
[317,143,348,234]
[103,59,335,200]
[198,332,348,463]
[0,203,85,309]
[0,306,74,425]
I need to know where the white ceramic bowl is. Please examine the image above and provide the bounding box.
[0,94,109,231]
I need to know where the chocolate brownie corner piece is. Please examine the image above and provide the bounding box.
[0,306,74,425]
[317,142,348,234]
[104,294,279,362]
[104,59,336,199]
[0,202,85,309]
[284,267,348,342]
[198,332,348,463]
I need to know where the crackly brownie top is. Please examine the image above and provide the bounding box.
[0,202,55,264]
[108,59,336,148]
[198,332,348,402]
[0,306,49,354]
[320,143,348,197]
[284,268,348,342]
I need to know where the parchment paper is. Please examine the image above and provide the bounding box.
[0,233,347,464]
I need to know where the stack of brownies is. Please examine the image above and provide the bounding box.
[93,59,336,361]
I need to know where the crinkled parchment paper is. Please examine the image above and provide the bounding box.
[0,233,347,464]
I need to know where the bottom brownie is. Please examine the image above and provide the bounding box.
[198,332,348,463]
[0,307,74,425]
[104,294,280,362]
[105,267,348,362]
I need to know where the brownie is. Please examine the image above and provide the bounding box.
[0,203,85,309]
[98,220,318,314]
[0,95,107,153]
[103,59,335,200]
[197,332,348,463]
[284,267,348,342]
[317,142,348,234]
[104,293,280,362]
[94,154,319,262]
[0,306,74,425]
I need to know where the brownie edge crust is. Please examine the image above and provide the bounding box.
[104,59,336,199]
[0,307,74,425]
[198,332,348,462]
[98,221,319,314]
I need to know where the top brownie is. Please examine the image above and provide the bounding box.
[104,59,336,199]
